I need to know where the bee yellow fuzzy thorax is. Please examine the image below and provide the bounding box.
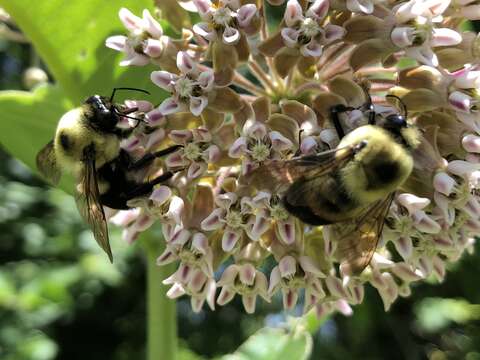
[338,125,415,204]
[54,107,120,175]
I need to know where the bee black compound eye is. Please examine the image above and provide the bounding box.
[385,114,407,129]
[59,132,71,151]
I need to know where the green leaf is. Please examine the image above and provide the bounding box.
[221,327,312,360]
[0,0,166,103]
[0,85,69,171]
[0,85,76,191]
[415,297,480,333]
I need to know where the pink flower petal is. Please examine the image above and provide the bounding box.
[191,297,205,313]
[298,256,324,276]
[248,215,270,240]
[431,28,462,47]
[192,232,209,255]
[149,185,172,204]
[433,172,457,195]
[142,9,163,38]
[109,208,140,226]
[197,69,215,90]
[217,265,239,286]
[223,27,240,45]
[300,41,323,57]
[187,162,207,179]
[193,0,213,17]
[169,129,193,143]
[394,236,413,260]
[177,51,196,74]
[239,263,256,285]
[205,144,221,163]
[222,230,241,252]
[120,52,149,66]
[391,27,415,47]
[277,218,296,245]
[397,193,430,214]
[269,131,294,151]
[324,24,345,43]
[119,8,142,31]
[166,151,188,168]
[281,28,300,48]
[156,248,176,265]
[237,4,257,28]
[228,137,248,158]
[268,267,281,294]
[307,0,329,19]
[166,283,186,298]
[282,288,299,310]
[217,287,236,305]
[193,22,217,41]
[189,96,208,116]
[105,35,127,51]
[144,38,163,58]
[150,71,176,91]
[201,208,225,231]
[325,276,348,298]
[346,0,374,13]
[242,294,257,313]
[279,255,296,277]
[166,196,185,224]
[284,0,304,27]
[158,97,185,115]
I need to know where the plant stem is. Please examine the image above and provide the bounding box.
[142,231,177,360]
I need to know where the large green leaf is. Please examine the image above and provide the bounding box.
[0,85,68,171]
[221,327,313,360]
[0,85,75,190]
[0,0,164,103]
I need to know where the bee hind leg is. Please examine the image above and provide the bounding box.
[123,171,175,201]
[128,145,183,170]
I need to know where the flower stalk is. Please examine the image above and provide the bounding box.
[143,230,177,360]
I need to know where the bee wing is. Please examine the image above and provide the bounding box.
[74,155,113,263]
[333,193,395,275]
[36,140,61,185]
[261,145,358,185]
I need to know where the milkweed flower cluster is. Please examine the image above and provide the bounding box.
[105,1,480,315]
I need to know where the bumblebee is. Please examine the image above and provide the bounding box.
[36,88,180,262]
[262,92,420,275]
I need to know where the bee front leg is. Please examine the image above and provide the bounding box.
[128,145,183,170]
[330,104,355,140]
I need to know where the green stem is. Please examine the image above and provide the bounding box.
[143,231,177,360]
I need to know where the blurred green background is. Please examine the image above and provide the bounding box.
[1,2,480,360]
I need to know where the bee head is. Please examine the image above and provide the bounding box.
[85,95,119,132]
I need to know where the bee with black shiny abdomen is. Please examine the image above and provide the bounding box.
[36,88,181,262]
[260,89,421,275]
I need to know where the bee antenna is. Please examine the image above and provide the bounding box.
[112,108,148,126]
[386,94,408,118]
[109,87,151,102]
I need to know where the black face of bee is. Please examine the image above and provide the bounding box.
[382,113,408,141]
[85,95,119,132]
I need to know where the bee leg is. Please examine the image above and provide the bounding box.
[123,171,175,200]
[330,104,355,139]
[294,129,304,156]
[128,145,183,170]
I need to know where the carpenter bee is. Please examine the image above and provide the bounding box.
[261,91,420,275]
[36,88,180,262]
